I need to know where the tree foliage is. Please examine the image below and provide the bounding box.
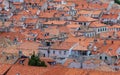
[28,54,47,67]
[115,0,120,4]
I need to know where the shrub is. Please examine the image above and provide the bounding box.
[28,54,47,67]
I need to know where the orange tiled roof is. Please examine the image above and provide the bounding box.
[78,10,93,15]
[25,0,46,4]
[92,10,102,15]
[76,16,97,22]
[39,10,57,18]
[93,39,120,56]
[1,32,25,41]
[67,23,80,28]
[58,26,69,33]
[102,14,119,19]
[51,42,76,50]
[6,65,50,75]
[0,64,11,75]
[25,18,38,24]
[5,63,120,75]
[90,21,106,28]
[43,20,66,25]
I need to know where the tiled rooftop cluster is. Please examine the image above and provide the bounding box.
[0,0,120,75]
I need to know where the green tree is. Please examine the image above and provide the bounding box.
[28,54,47,67]
[115,0,120,4]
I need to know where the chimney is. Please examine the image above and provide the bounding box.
[79,39,81,41]
[82,4,84,7]
[111,40,114,44]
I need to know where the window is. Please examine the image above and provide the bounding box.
[98,29,100,32]
[103,28,104,31]
[45,33,49,36]
[61,14,64,16]
[105,56,107,60]
[64,51,66,55]
[84,22,86,26]
[79,22,82,25]
[46,42,50,46]
[43,54,45,57]
[104,28,106,31]
[47,8,50,10]
[48,50,50,54]
[86,34,88,37]
[90,33,92,37]
[78,28,81,30]
[82,51,87,55]
[100,56,102,60]
[53,51,55,54]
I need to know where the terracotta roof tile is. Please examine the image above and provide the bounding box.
[76,16,97,22]
[0,64,11,75]
[6,65,50,75]
[102,14,119,19]
[90,21,107,28]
